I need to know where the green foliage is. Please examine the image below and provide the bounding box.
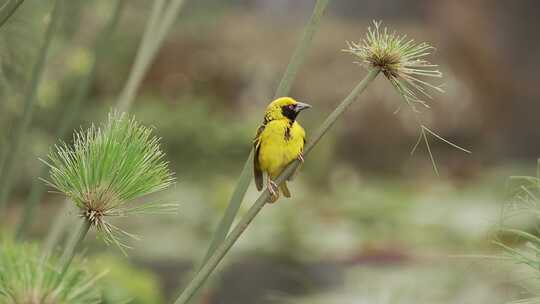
[42,111,176,250]
[0,239,101,304]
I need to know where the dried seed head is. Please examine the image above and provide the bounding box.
[345,21,443,110]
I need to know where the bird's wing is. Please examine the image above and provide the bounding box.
[253,124,265,191]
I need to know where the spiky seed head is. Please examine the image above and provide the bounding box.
[345,20,444,110]
[0,239,102,304]
[42,111,176,252]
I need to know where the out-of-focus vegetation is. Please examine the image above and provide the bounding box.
[0,238,101,303]
[2,0,540,303]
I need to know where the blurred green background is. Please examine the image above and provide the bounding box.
[1,0,539,303]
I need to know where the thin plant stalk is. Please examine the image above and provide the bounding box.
[174,68,381,304]
[15,0,125,240]
[0,0,62,215]
[41,200,73,262]
[0,0,24,29]
[56,217,90,281]
[116,0,164,112]
[199,0,330,269]
[42,0,184,255]
[117,0,186,112]
[274,0,329,98]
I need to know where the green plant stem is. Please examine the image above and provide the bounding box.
[0,0,62,215]
[199,152,254,266]
[116,0,163,112]
[199,0,330,271]
[174,68,381,304]
[274,0,329,98]
[41,200,73,262]
[15,0,125,240]
[0,0,24,29]
[57,217,90,280]
[117,0,185,112]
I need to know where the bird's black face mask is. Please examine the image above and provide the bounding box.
[281,102,311,121]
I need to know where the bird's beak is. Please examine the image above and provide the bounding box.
[295,102,312,112]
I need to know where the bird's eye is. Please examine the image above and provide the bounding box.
[288,105,294,110]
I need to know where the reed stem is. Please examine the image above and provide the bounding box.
[199,0,330,271]
[0,0,62,215]
[57,217,90,281]
[116,0,185,112]
[0,0,24,29]
[174,69,380,304]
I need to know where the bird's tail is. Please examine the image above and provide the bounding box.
[280,182,291,198]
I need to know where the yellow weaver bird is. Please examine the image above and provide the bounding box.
[253,97,311,202]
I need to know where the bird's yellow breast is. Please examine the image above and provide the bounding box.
[257,120,305,178]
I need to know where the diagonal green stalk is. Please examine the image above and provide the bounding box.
[0,0,24,29]
[0,0,62,215]
[56,217,90,282]
[15,0,125,239]
[274,0,329,98]
[117,0,186,112]
[199,0,330,270]
[174,68,381,304]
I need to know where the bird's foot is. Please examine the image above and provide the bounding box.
[289,153,304,181]
[267,179,279,203]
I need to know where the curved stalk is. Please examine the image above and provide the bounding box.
[174,68,381,304]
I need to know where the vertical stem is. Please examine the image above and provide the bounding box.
[57,217,90,280]
[41,199,73,262]
[199,151,254,266]
[116,0,164,112]
[173,69,380,304]
[117,0,186,112]
[0,0,62,215]
[15,0,125,240]
[0,0,24,29]
[199,0,331,271]
[274,0,329,98]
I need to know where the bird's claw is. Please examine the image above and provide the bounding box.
[289,153,305,181]
[267,179,279,203]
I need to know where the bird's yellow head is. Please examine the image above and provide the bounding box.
[264,97,311,122]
